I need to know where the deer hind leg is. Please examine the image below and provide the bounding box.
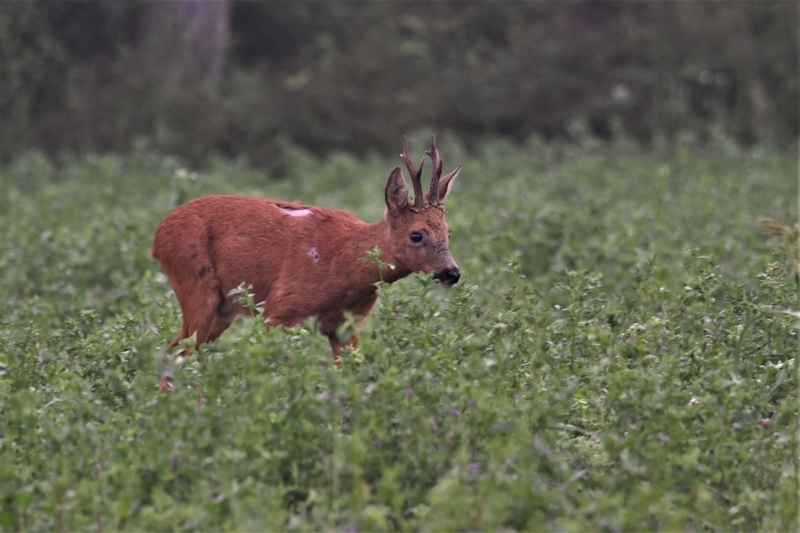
[160,287,211,393]
[205,300,238,344]
[165,305,235,394]
[160,271,235,392]
[169,282,238,348]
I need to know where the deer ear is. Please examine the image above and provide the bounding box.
[424,164,461,205]
[385,167,408,216]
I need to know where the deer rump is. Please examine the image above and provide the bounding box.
[152,195,388,350]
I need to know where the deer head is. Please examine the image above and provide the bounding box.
[384,135,462,287]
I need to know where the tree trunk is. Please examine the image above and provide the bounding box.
[145,0,230,84]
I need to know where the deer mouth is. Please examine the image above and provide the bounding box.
[434,267,461,288]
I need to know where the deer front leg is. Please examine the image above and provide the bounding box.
[326,332,360,366]
[319,294,376,366]
[319,312,361,366]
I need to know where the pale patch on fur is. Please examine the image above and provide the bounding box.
[308,246,320,263]
[278,206,312,217]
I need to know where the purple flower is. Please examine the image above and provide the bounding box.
[450,408,461,417]
[467,462,479,472]
[467,399,477,409]
[405,388,414,399]
[344,525,357,533]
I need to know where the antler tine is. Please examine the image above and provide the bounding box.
[425,135,443,205]
[400,135,425,210]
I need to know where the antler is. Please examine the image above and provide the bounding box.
[400,136,425,211]
[425,135,443,206]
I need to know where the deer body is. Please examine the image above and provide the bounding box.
[152,136,462,370]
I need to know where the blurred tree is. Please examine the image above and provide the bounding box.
[144,0,230,84]
[0,0,795,166]
[0,1,143,157]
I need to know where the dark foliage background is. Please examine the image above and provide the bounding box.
[0,1,797,168]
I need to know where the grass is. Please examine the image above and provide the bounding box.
[0,135,797,531]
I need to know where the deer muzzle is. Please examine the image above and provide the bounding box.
[434,266,461,288]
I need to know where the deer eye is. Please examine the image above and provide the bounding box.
[409,231,423,244]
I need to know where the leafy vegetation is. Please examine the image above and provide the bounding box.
[0,137,796,530]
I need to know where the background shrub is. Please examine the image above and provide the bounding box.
[0,2,796,166]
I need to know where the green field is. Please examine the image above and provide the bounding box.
[0,137,796,531]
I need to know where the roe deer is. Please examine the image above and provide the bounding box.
[152,135,462,383]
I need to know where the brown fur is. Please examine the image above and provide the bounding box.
[152,139,461,375]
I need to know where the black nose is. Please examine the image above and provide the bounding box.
[437,267,460,285]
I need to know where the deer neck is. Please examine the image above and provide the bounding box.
[356,220,412,285]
